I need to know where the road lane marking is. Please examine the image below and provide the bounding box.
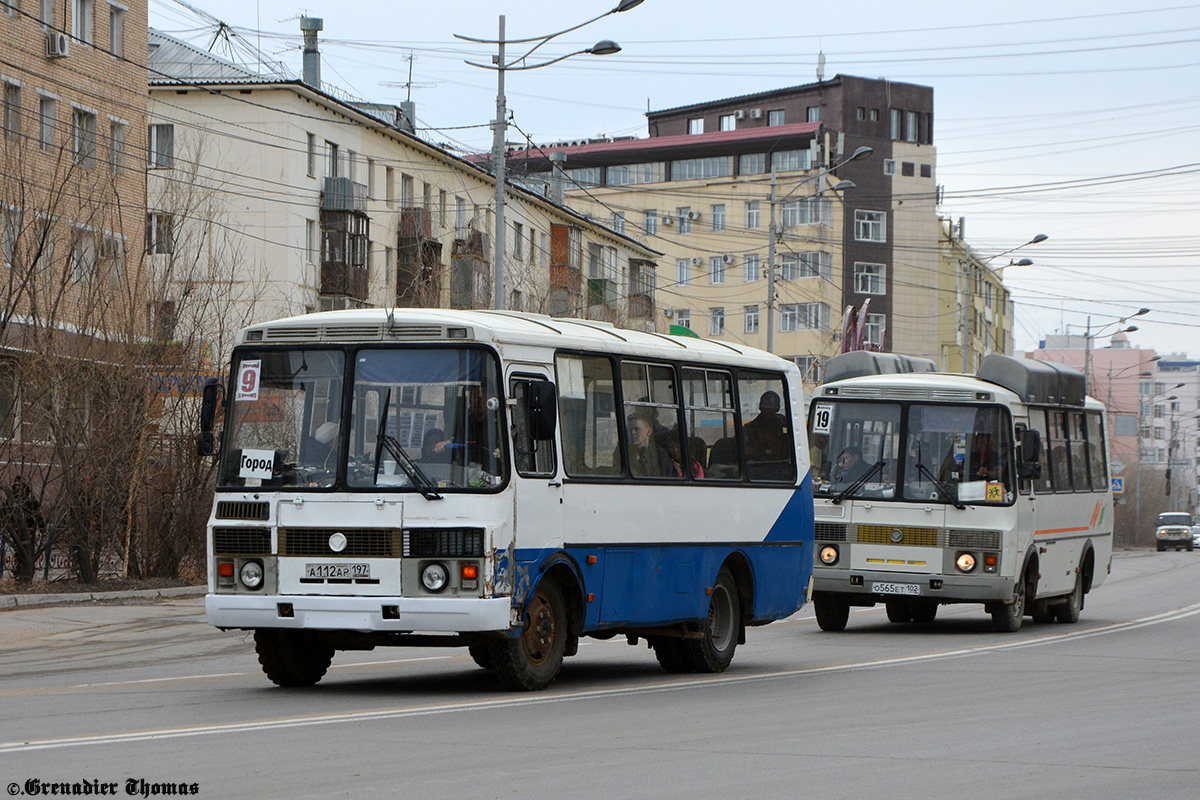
[4,600,1200,754]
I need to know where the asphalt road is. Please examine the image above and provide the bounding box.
[1,550,1198,800]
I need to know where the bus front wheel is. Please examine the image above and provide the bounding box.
[991,576,1027,633]
[492,580,568,691]
[253,629,334,687]
[680,568,740,672]
[814,595,850,632]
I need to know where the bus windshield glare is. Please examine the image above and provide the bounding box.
[217,346,506,491]
[810,400,1013,505]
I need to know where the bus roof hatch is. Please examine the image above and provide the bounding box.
[976,354,1086,406]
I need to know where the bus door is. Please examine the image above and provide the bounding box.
[507,367,565,560]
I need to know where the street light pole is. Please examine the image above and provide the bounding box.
[457,2,642,312]
[959,233,1046,372]
[1082,307,1150,389]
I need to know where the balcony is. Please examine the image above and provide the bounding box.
[321,177,368,213]
[400,206,433,239]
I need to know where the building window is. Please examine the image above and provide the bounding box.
[146,213,174,255]
[73,0,94,44]
[767,109,785,126]
[109,4,124,57]
[709,307,725,336]
[670,156,733,181]
[719,114,735,131]
[2,208,20,268]
[782,302,829,332]
[72,108,97,167]
[306,219,317,263]
[890,108,903,140]
[806,106,820,123]
[109,120,125,172]
[856,107,865,120]
[610,212,625,236]
[69,228,95,282]
[710,204,725,232]
[2,82,19,139]
[676,207,691,234]
[854,209,886,242]
[864,313,886,346]
[676,259,690,287]
[325,141,339,178]
[38,96,55,151]
[870,108,880,121]
[401,174,414,207]
[744,305,759,334]
[607,162,665,186]
[883,159,896,175]
[906,111,919,143]
[744,254,760,283]
[688,117,704,135]
[779,253,799,281]
[799,251,831,279]
[745,201,760,229]
[643,210,657,236]
[305,133,316,176]
[739,153,766,175]
[709,256,725,285]
[920,163,932,178]
[854,262,886,294]
[772,149,811,172]
[901,161,915,177]
[148,123,173,168]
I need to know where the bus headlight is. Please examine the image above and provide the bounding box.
[421,562,449,593]
[819,545,840,566]
[955,552,977,573]
[239,559,264,590]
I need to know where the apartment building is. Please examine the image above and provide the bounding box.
[940,217,1015,373]
[505,75,943,380]
[146,28,659,340]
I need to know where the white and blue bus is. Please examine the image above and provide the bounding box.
[807,351,1112,633]
[199,309,814,690]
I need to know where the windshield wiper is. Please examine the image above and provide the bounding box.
[832,459,886,504]
[372,388,442,500]
[913,460,966,510]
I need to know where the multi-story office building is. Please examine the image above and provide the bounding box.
[506,74,942,380]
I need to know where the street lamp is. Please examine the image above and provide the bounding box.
[1081,307,1151,388]
[765,145,871,353]
[456,1,643,311]
[960,233,1047,372]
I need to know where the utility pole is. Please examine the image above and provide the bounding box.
[490,16,507,311]
[766,167,777,353]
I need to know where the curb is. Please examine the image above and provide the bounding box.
[0,585,206,610]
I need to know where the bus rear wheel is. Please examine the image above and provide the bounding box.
[467,644,494,670]
[253,629,334,687]
[1054,573,1083,624]
[991,576,1027,633]
[650,637,691,673]
[491,580,568,691]
[910,600,938,624]
[814,595,850,632]
[886,601,912,623]
[680,568,740,673]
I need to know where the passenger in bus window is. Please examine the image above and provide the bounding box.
[660,429,703,478]
[968,433,1003,480]
[625,413,672,478]
[743,391,789,462]
[833,445,870,486]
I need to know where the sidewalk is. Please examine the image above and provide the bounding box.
[0,584,206,610]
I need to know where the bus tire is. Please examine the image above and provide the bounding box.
[910,600,938,624]
[1054,573,1083,624]
[814,595,850,632]
[886,601,912,623]
[650,637,691,673]
[491,580,568,691]
[467,644,494,670]
[681,568,740,673]
[253,629,334,688]
[991,575,1027,633]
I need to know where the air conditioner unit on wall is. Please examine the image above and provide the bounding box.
[686,210,701,221]
[749,108,763,119]
[722,254,735,264]
[661,215,674,225]
[734,110,746,120]
[45,31,69,58]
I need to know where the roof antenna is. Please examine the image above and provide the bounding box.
[816,50,826,82]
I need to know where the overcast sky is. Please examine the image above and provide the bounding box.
[149,0,1200,362]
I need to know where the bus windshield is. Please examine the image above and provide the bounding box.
[810,400,1014,505]
[217,346,506,491]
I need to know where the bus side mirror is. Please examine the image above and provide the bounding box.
[1018,429,1041,480]
[527,380,557,441]
[198,377,225,457]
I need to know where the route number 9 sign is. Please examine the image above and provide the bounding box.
[236,359,261,402]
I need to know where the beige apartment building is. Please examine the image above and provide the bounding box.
[938,217,1016,373]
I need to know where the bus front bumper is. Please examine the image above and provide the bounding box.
[206,593,513,633]
[813,569,1015,603]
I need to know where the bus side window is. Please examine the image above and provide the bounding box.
[684,368,740,480]
[1086,411,1108,491]
[1029,409,1054,494]
[511,378,557,478]
[1067,411,1089,490]
[1048,410,1072,492]
[620,361,683,480]
[739,371,796,483]
[556,354,621,477]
